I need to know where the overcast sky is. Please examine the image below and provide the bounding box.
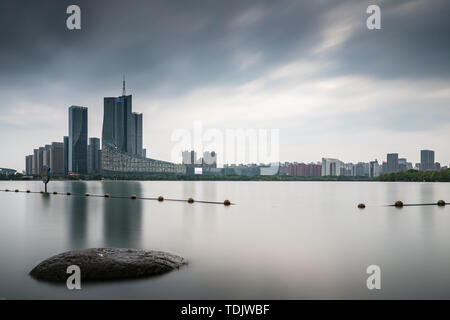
[1,0,449,170]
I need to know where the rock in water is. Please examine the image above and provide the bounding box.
[29,248,187,282]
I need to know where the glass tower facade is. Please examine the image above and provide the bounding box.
[102,92,183,175]
[68,106,88,174]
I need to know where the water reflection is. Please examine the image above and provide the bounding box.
[102,182,143,249]
[66,182,88,249]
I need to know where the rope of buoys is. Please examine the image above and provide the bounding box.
[0,189,234,205]
[357,200,448,209]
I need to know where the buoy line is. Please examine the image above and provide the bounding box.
[357,200,447,209]
[0,189,233,206]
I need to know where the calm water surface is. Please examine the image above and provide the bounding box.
[0,181,449,299]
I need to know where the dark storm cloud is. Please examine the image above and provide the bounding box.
[0,0,322,96]
[2,0,446,98]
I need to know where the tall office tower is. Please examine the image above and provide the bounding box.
[68,106,88,174]
[386,153,399,173]
[88,137,101,174]
[420,150,435,171]
[63,136,69,175]
[32,149,38,174]
[102,78,143,156]
[49,142,65,175]
[25,155,33,175]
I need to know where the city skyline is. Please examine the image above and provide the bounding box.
[1,0,450,171]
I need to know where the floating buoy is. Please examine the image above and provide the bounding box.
[437,200,446,207]
[187,197,194,203]
[26,190,30,193]
[130,194,137,200]
[85,193,90,197]
[104,193,110,198]
[66,192,71,196]
[53,191,58,195]
[224,200,231,206]
[15,189,19,192]
[394,201,403,208]
[158,196,164,202]
[357,203,365,209]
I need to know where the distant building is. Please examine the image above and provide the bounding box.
[87,137,101,174]
[182,150,198,165]
[25,155,33,175]
[369,160,380,177]
[386,153,399,173]
[142,148,147,158]
[68,106,88,174]
[32,148,38,175]
[63,136,69,175]
[420,150,435,171]
[321,158,341,176]
[37,147,45,175]
[0,168,17,175]
[355,162,370,177]
[202,151,217,168]
[50,142,65,175]
[43,144,51,167]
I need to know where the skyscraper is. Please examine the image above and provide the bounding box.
[102,78,143,157]
[88,137,101,174]
[386,153,399,173]
[68,106,88,174]
[101,80,185,175]
[25,155,33,175]
[63,136,69,175]
[420,150,435,171]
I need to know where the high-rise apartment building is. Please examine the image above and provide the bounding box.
[50,142,65,175]
[321,158,341,176]
[420,150,435,171]
[386,153,399,173]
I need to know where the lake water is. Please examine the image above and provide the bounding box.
[0,180,449,299]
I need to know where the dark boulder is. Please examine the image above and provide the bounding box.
[29,248,186,282]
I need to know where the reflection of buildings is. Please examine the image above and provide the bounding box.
[101,79,184,175]
[67,182,88,249]
[102,182,142,248]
